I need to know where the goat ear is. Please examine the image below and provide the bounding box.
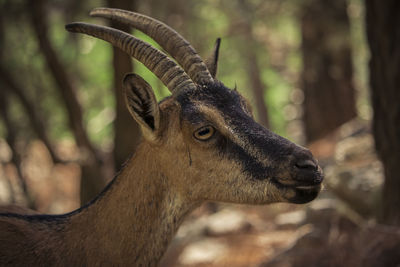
[205,38,221,78]
[123,73,160,141]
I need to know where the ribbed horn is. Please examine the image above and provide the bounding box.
[90,7,213,85]
[65,22,196,93]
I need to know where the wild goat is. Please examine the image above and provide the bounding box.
[0,8,323,266]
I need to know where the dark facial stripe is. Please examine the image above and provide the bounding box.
[220,136,275,181]
[177,81,298,181]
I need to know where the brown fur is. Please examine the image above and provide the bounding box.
[0,92,321,265]
[0,205,38,215]
[0,10,323,265]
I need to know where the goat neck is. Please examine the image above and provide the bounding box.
[63,141,197,266]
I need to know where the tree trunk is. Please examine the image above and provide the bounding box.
[245,45,270,128]
[106,0,141,171]
[300,0,357,142]
[29,0,99,159]
[29,0,106,205]
[365,0,400,226]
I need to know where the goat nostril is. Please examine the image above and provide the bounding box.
[295,159,317,170]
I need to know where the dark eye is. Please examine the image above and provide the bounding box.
[194,126,215,141]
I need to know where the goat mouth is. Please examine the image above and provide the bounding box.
[290,184,322,204]
[271,176,322,188]
[294,185,320,190]
[271,178,323,204]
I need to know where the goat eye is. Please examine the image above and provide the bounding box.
[194,126,215,141]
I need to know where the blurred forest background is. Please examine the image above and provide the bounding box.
[0,0,399,266]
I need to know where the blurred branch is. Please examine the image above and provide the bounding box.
[0,65,62,163]
[28,0,100,163]
[28,0,106,204]
[0,1,22,206]
[0,89,36,209]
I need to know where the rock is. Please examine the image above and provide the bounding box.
[275,210,306,227]
[178,239,227,265]
[204,209,252,236]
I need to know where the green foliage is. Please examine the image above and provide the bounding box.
[131,31,170,100]
[0,0,369,149]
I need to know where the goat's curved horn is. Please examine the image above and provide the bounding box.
[65,22,196,93]
[90,7,213,85]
